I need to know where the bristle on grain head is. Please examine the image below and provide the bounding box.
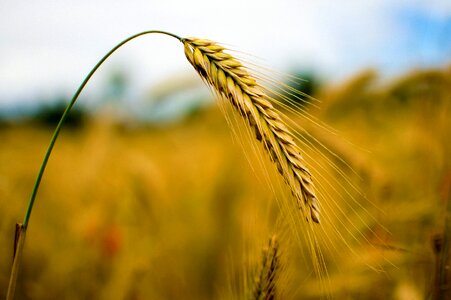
[182,37,320,223]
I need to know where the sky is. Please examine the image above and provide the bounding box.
[0,0,450,107]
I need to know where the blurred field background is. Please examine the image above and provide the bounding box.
[0,64,449,299]
[1,1,451,299]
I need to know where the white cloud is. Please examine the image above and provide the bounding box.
[0,0,449,104]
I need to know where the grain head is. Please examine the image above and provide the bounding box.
[252,235,280,300]
[182,37,320,223]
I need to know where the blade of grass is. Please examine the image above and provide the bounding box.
[6,30,182,300]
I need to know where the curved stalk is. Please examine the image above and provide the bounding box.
[7,30,182,300]
[23,30,181,227]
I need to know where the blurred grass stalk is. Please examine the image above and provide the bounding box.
[252,235,280,300]
[5,30,182,299]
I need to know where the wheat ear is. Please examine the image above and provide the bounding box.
[183,38,320,223]
[252,235,280,300]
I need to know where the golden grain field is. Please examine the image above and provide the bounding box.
[1,67,450,299]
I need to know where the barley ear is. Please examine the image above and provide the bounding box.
[252,235,280,300]
[182,37,320,223]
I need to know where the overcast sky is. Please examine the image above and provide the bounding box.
[0,0,450,106]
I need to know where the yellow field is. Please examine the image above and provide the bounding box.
[1,67,450,299]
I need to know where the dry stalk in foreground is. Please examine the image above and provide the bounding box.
[183,38,320,223]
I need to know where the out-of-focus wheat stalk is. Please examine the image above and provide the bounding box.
[252,235,280,300]
[183,38,320,223]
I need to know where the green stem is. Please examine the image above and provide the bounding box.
[7,30,182,300]
[22,30,181,228]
